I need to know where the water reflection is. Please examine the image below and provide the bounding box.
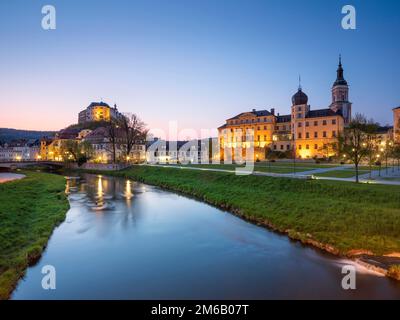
[12,173,400,300]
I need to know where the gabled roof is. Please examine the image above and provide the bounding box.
[57,128,81,140]
[227,109,273,121]
[88,102,111,109]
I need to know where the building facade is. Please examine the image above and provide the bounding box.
[393,107,400,143]
[218,57,351,160]
[0,139,40,162]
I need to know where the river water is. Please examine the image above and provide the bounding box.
[12,173,400,299]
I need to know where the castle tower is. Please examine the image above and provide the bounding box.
[330,55,352,124]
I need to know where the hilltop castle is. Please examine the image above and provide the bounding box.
[78,101,121,124]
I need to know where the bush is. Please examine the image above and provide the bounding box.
[388,265,400,280]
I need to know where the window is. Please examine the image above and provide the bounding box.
[298,122,302,128]
[306,121,309,127]
[264,135,266,141]
[264,126,267,130]
[306,144,309,150]
[257,135,260,141]
[332,131,337,137]
[275,126,279,130]
[273,145,277,150]
[323,120,327,125]
[323,131,327,138]
[257,126,260,130]
[314,144,318,150]
[332,119,336,125]
[280,145,284,150]
[298,107,302,112]
[287,145,290,150]
[298,133,302,139]
[298,145,302,150]
[314,121,318,126]
[314,132,318,138]
[306,132,310,139]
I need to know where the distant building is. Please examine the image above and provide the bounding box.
[393,107,400,143]
[146,139,212,164]
[218,57,351,160]
[78,102,121,124]
[0,139,40,161]
[83,127,146,163]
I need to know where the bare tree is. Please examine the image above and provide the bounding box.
[105,118,120,164]
[120,113,148,161]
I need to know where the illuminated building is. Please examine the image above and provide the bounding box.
[218,57,351,160]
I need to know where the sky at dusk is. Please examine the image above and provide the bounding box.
[0,0,399,137]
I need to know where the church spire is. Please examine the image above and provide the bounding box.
[334,54,347,86]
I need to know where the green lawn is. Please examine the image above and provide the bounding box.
[85,165,400,257]
[167,163,332,174]
[0,172,69,300]
[314,170,370,178]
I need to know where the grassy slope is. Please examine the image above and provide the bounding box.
[88,166,400,256]
[0,172,69,299]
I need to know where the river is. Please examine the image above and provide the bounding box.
[12,173,400,299]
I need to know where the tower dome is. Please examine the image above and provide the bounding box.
[292,88,308,106]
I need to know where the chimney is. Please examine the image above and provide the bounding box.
[270,108,275,115]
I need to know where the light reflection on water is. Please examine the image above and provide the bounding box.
[11,173,400,300]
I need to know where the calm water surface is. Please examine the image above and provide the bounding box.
[12,173,400,299]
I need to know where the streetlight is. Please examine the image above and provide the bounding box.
[377,154,381,177]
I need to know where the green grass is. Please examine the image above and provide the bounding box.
[83,165,400,257]
[0,172,69,300]
[167,163,326,174]
[314,170,370,178]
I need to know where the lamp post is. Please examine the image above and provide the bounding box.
[377,154,381,177]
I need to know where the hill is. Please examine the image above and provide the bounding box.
[0,128,56,143]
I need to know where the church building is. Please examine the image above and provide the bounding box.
[218,57,352,160]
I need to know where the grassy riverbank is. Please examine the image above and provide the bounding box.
[84,165,400,257]
[0,172,69,300]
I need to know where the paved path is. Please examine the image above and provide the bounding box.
[144,164,400,186]
[0,173,25,183]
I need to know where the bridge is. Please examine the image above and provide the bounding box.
[0,161,65,171]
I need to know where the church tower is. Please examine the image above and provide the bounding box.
[330,55,352,124]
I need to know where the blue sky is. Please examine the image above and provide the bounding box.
[0,0,399,134]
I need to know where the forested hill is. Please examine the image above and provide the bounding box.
[0,128,55,143]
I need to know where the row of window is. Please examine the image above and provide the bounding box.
[298,143,337,150]
[298,131,336,139]
[297,119,336,128]
[273,144,291,151]
[228,117,272,125]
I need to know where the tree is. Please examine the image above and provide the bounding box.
[392,143,400,171]
[105,118,120,164]
[60,140,93,166]
[265,147,278,172]
[338,113,369,183]
[119,113,148,162]
[319,142,338,160]
[363,119,379,179]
